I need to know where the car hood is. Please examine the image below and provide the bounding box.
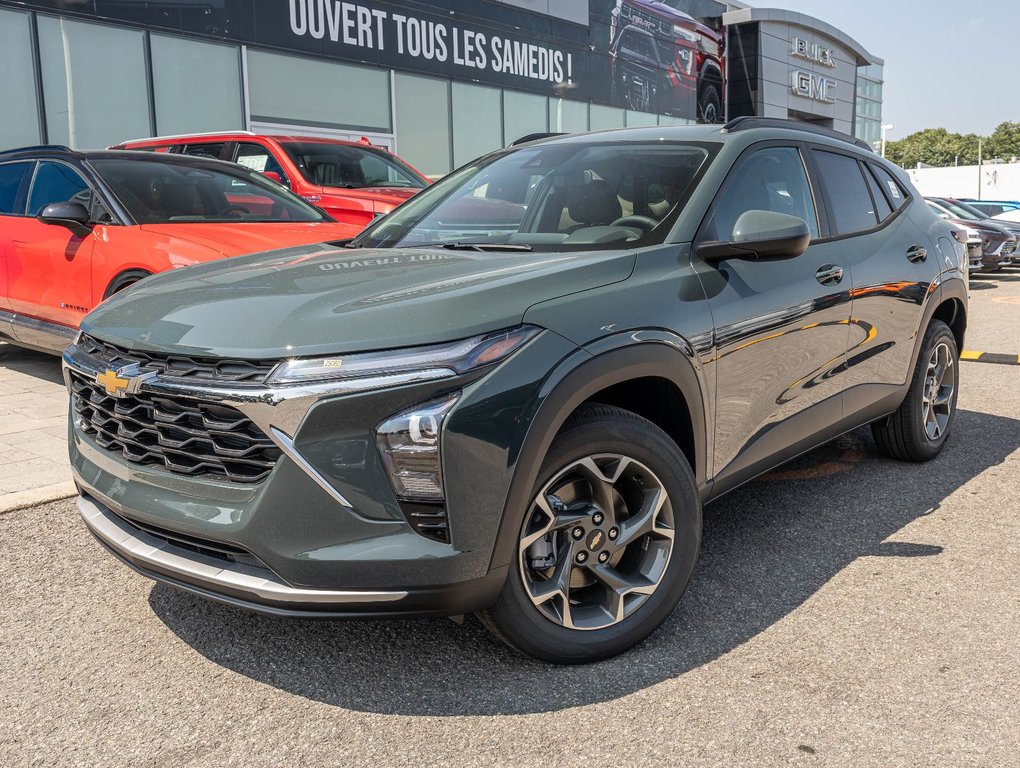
[137,221,359,257]
[82,244,635,359]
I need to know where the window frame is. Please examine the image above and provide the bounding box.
[695,140,827,246]
[26,159,92,218]
[805,144,912,242]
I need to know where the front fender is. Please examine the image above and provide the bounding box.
[484,333,709,572]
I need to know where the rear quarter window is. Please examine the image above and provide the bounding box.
[870,164,908,210]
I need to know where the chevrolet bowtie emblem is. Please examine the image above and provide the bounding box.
[96,368,132,397]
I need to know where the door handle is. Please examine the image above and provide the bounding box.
[906,244,928,262]
[815,264,844,286]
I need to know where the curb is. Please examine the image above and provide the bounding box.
[960,350,1020,366]
[0,481,78,515]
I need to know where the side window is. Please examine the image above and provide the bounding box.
[812,150,877,235]
[235,143,289,185]
[181,142,227,159]
[869,164,908,211]
[705,146,819,241]
[27,162,91,216]
[862,163,893,221]
[0,162,33,215]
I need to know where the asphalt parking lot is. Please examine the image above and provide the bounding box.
[2,270,1018,767]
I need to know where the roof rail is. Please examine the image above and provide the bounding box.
[510,132,566,147]
[721,117,873,152]
[113,129,257,146]
[0,144,73,157]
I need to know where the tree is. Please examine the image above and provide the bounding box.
[987,121,1020,162]
[885,128,980,168]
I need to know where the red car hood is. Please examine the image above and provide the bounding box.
[137,221,359,257]
[320,186,422,207]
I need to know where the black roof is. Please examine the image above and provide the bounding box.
[0,144,242,168]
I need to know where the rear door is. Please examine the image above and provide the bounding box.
[809,148,941,423]
[695,143,852,492]
[7,160,96,332]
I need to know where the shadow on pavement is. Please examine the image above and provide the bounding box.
[0,342,64,385]
[150,409,1019,716]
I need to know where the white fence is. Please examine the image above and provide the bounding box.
[905,162,1020,201]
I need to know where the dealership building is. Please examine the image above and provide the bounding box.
[0,0,883,177]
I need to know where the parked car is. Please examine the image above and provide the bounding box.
[67,118,966,663]
[111,132,430,229]
[609,0,724,122]
[956,199,1020,218]
[926,198,1015,271]
[0,146,358,353]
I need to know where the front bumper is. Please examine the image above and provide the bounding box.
[64,329,579,616]
[78,491,507,618]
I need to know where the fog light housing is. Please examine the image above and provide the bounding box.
[376,394,459,502]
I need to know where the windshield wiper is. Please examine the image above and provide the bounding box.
[440,241,533,252]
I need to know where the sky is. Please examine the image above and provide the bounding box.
[760,0,1018,142]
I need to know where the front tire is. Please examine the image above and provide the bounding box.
[698,83,721,123]
[479,405,701,664]
[872,320,959,461]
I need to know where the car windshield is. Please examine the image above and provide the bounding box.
[350,140,714,252]
[947,200,993,219]
[91,158,329,224]
[281,142,426,189]
[937,200,982,221]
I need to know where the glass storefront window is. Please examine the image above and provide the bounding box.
[504,91,548,145]
[626,110,658,127]
[551,99,589,133]
[37,16,151,149]
[248,50,391,133]
[394,73,451,178]
[452,83,502,168]
[0,9,40,149]
[151,35,242,136]
[590,104,625,131]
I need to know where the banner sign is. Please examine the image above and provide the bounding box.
[11,0,728,121]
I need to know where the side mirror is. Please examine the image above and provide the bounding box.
[697,210,811,262]
[37,201,93,237]
[263,171,287,187]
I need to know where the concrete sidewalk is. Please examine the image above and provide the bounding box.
[0,343,75,513]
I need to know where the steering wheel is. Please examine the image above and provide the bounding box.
[611,215,659,232]
[219,205,251,217]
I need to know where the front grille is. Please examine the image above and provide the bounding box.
[78,334,278,385]
[70,371,281,483]
[1001,239,1016,256]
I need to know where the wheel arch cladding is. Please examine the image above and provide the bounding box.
[103,268,153,300]
[931,296,966,352]
[487,340,707,572]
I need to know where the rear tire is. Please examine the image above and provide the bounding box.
[479,405,701,664]
[872,320,958,461]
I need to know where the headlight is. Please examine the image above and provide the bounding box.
[673,25,701,43]
[376,394,459,502]
[266,325,540,388]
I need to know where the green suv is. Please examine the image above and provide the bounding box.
[65,119,968,663]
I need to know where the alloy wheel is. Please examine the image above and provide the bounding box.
[922,341,954,441]
[518,454,675,631]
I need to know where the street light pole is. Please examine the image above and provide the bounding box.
[880,123,894,158]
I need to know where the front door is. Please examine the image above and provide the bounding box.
[7,161,95,332]
[695,144,852,493]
